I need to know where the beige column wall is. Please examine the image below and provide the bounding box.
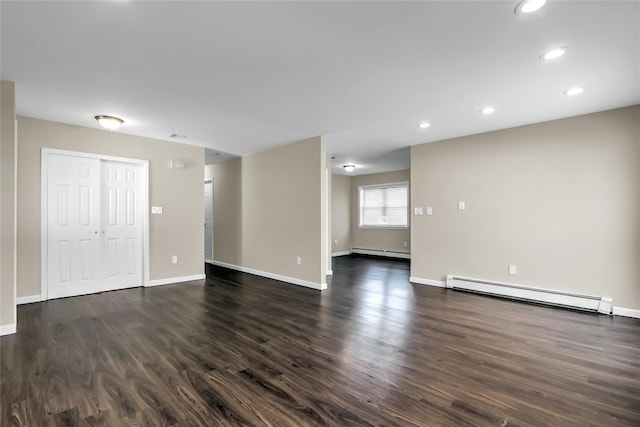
[331,174,351,254]
[211,137,328,288]
[351,170,411,254]
[411,105,640,310]
[1,81,17,333]
[16,117,205,299]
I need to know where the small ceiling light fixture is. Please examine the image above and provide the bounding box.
[417,122,430,129]
[564,87,584,96]
[95,115,124,130]
[515,0,546,14]
[343,164,356,172]
[480,106,496,115]
[541,48,566,60]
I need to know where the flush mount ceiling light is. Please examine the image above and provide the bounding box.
[343,164,356,172]
[515,0,546,14]
[95,115,124,130]
[564,87,584,96]
[480,106,496,115]
[541,48,566,60]
[417,122,430,129]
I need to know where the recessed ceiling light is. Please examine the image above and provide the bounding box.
[515,0,546,14]
[343,164,356,172]
[541,48,566,60]
[94,115,124,130]
[564,87,584,96]
[417,122,430,129]
[480,106,496,115]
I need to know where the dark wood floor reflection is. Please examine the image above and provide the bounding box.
[2,255,639,426]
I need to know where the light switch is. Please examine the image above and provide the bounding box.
[414,207,423,216]
[509,265,517,275]
[151,206,163,214]
[426,207,433,216]
[458,201,465,210]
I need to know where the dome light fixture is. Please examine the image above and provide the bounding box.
[417,122,430,129]
[343,164,356,172]
[95,115,124,130]
[564,87,584,96]
[480,106,496,115]
[515,0,546,14]
[541,48,566,60]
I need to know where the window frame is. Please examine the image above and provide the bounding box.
[358,181,409,230]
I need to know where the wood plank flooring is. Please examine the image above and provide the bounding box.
[1,255,639,426]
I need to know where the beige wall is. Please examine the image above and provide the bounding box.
[1,81,16,331]
[411,105,640,310]
[16,117,205,298]
[211,137,328,287]
[351,170,411,254]
[331,174,351,254]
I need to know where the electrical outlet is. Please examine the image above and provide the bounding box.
[334,240,338,246]
[403,241,408,248]
[509,264,517,275]
[458,201,465,210]
[172,255,178,264]
[426,207,433,216]
[296,256,302,265]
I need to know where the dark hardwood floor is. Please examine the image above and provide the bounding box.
[1,255,639,426]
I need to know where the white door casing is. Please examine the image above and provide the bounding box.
[42,149,149,300]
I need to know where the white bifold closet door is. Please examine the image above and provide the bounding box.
[47,154,143,299]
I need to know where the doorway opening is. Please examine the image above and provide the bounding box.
[204,179,213,263]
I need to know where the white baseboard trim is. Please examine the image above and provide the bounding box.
[410,277,446,287]
[1,323,16,336]
[145,274,206,287]
[351,248,411,259]
[332,251,351,257]
[17,295,41,305]
[210,260,327,290]
[612,306,640,319]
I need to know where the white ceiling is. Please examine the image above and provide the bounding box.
[1,1,638,174]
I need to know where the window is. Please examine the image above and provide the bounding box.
[359,182,408,228]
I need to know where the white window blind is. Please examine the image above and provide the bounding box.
[359,182,408,228]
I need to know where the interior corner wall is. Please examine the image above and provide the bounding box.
[411,105,640,311]
[331,174,351,254]
[211,136,327,288]
[16,116,205,299]
[1,80,17,334]
[351,170,411,254]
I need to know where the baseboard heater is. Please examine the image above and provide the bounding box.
[351,248,411,259]
[445,275,612,314]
